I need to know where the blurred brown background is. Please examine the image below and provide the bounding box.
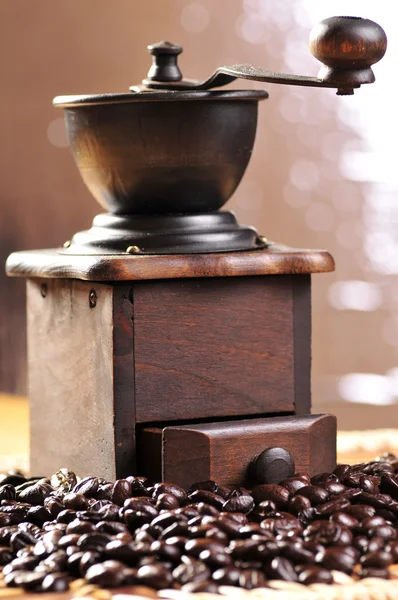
[1,1,396,428]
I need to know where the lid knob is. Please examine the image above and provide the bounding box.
[147,41,183,82]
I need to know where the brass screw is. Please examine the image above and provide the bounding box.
[63,240,71,248]
[89,289,97,309]
[126,245,141,254]
[256,235,268,246]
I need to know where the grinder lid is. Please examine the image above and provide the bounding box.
[53,41,268,107]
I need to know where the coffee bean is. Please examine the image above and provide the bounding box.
[212,566,241,585]
[153,483,187,506]
[333,464,351,479]
[279,477,307,495]
[63,492,88,511]
[298,565,333,584]
[85,559,126,587]
[0,546,13,565]
[330,512,359,529]
[112,479,133,506]
[0,485,16,501]
[156,493,179,511]
[316,497,351,516]
[251,484,289,510]
[222,494,254,515]
[266,556,297,581]
[13,571,45,591]
[188,490,225,509]
[41,572,69,592]
[369,524,397,540]
[359,567,390,579]
[316,546,356,574]
[361,550,393,568]
[173,559,210,584]
[345,505,376,520]
[296,486,329,505]
[17,483,52,505]
[322,480,346,496]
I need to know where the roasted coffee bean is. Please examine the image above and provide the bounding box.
[40,549,68,572]
[104,540,139,565]
[66,519,94,535]
[153,483,187,506]
[156,493,179,511]
[13,571,46,591]
[78,550,102,575]
[369,537,388,554]
[185,538,225,558]
[359,567,390,579]
[266,556,297,581]
[136,563,173,589]
[57,509,77,524]
[296,486,329,505]
[345,504,376,520]
[10,530,39,552]
[77,532,113,551]
[222,494,254,515]
[379,474,398,501]
[282,542,315,564]
[315,497,351,516]
[112,479,133,506]
[72,477,99,497]
[316,546,356,574]
[322,480,346,496]
[27,505,52,527]
[330,512,359,529]
[311,473,337,486]
[361,550,393,568]
[182,579,219,593]
[188,490,225,510]
[50,469,77,493]
[44,497,64,518]
[0,484,16,501]
[159,521,189,540]
[251,484,289,510]
[188,480,218,494]
[63,492,88,511]
[288,495,311,516]
[85,559,126,587]
[298,565,333,584]
[0,546,13,565]
[41,572,69,592]
[0,471,26,487]
[369,524,397,540]
[279,477,307,495]
[333,464,351,479]
[96,520,127,535]
[205,527,229,544]
[173,559,210,584]
[97,483,113,500]
[212,566,241,585]
[18,483,52,505]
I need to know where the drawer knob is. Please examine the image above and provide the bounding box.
[249,447,295,484]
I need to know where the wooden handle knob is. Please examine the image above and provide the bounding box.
[309,16,387,92]
[249,447,295,485]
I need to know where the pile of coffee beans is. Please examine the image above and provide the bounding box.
[0,455,397,594]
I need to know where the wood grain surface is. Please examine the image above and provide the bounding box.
[133,276,296,422]
[27,279,136,480]
[6,244,335,282]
